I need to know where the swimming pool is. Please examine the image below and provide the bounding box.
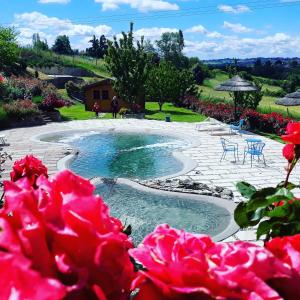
[45,131,187,179]
[95,179,233,244]
[40,130,236,242]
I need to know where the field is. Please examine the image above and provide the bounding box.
[199,71,300,119]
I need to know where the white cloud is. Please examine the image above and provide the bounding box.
[13,12,113,49]
[134,27,178,40]
[218,4,251,14]
[94,0,179,12]
[38,0,70,3]
[223,21,252,33]
[184,33,300,59]
[185,25,223,39]
[185,25,207,34]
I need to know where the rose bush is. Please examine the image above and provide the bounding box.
[0,158,134,299]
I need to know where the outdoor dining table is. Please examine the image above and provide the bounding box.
[245,137,262,145]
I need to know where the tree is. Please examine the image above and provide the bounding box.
[146,61,179,111]
[86,35,108,64]
[105,23,150,111]
[177,69,196,106]
[0,26,20,71]
[86,35,100,58]
[192,62,211,84]
[52,35,73,55]
[99,35,108,58]
[156,31,188,69]
[32,33,48,51]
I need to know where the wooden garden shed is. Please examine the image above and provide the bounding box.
[83,78,129,112]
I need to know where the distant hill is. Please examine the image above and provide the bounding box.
[203,57,300,67]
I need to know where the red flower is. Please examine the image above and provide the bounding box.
[0,75,4,83]
[130,224,292,299]
[265,235,300,298]
[283,144,295,162]
[1,166,134,299]
[282,122,300,144]
[0,250,66,300]
[10,155,48,187]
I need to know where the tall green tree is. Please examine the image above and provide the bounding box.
[156,31,188,69]
[32,33,48,51]
[146,61,179,111]
[52,35,73,55]
[0,27,19,71]
[105,23,150,111]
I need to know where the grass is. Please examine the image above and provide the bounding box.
[59,55,110,78]
[58,101,205,122]
[145,102,206,122]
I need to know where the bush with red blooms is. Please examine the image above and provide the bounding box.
[130,224,300,300]
[3,99,40,120]
[40,94,70,111]
[0,156,134,299]
[183,95,293,135]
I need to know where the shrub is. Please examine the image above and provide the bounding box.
[242,110,292,135]
[41,83,59,98]
[9,76,43,97]
[65,80,83,100]
[39,94,70,111]
[184,94,293,135]
[3,100,40,120]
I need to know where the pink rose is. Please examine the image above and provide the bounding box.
[130,225,294,300]
[1,165,134,299]
[10,155,48,187]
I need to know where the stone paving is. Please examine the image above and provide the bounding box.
[0,119,296,245]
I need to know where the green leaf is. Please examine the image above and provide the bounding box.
[234,202,250,227]
[265,203,291,218]
[236,182,256,199]
[266,188,294,204]
[257,220,273,240]
[277,181,298,191]
[249,207,266,222]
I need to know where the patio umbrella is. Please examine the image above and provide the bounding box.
[275,90,300,116]
[215,75,258,120]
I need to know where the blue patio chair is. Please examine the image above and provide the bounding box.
[243,141,266,167]
[220,138,239,163]
[230,119,245,135]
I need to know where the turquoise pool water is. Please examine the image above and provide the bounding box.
[96,181,231,244]
[47,131,185,179]
[43,131,232,241]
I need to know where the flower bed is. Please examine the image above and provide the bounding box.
[184,95,293,136]
[2,125,300,299]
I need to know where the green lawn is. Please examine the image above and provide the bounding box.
[59,101,205,122]
[59,102,113,120]
[145,102,206,122]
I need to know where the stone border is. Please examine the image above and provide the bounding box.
[91,177,239,242]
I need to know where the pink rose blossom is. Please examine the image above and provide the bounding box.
[130,225,296,300]
[1,166,134,299]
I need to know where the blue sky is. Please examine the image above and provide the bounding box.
[1,0,299,59]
